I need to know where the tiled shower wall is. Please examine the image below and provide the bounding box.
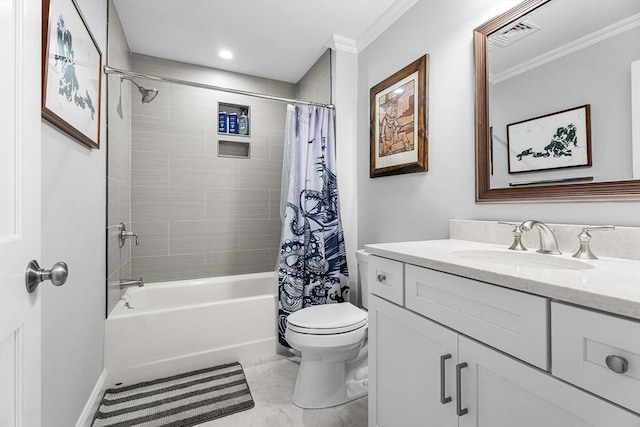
[296,49,331,105]
[129,54,295,283]
[106,1,131,315]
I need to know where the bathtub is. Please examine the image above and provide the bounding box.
[105,272,279,386]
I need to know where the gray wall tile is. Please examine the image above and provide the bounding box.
[131,254,208,283]
[169,85,216,122]
[131,221,169,257]
[269,190,281,220]
[238,219,282,251]
[132,115,206,155]
[206,188,269,220]
[128,54,295,283]
[169,153,236,189]
[206,249,277,276]
[236,159,283,190]
[132,53,209,84]
[132,150,168,187]
[170,220,238,254]
[107,130,130,185]
[132,186,206,222]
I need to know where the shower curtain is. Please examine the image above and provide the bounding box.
[277,104,349,347]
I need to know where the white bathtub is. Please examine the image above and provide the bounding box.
[105,272,279,386]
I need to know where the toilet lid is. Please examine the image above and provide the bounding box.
[287,303,368,335]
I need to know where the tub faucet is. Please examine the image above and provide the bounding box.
[520,220,562,255]
[119,278,144,289]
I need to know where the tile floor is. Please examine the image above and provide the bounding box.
[202,357,368,427]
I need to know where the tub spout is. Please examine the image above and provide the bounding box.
[119,278,144,289]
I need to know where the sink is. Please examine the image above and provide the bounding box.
[451,249,595,271]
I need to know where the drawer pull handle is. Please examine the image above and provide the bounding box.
[456,362,468,416]
[605,355,629,374]
[377,273,386,283]
[440,354,452,404]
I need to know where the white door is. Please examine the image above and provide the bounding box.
[369,295,459,427]
[458,336,640,427]
[0,0,42,426]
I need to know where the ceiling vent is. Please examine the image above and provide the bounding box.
[489,20,541,48]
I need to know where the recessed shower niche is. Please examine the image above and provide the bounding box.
[218,102,251,136]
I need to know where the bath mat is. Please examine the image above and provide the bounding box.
[91,362,254,427]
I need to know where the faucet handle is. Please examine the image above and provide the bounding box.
[118,222,140,247]
[572,226,615,259]
[498,222,527,251]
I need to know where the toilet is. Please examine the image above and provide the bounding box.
[285,250,371,409]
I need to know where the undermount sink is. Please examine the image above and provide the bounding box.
[451,249,595,271]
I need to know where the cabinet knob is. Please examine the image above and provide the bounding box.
[377,273,386,283]
[605,355,629,374]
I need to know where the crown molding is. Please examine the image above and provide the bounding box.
[356,0,418,52]
[491,13,640,84]
[325,34,358,54]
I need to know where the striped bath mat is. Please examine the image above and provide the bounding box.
[92,362,254,427]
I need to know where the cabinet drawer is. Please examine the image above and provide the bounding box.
[367,256,404,306]
[552,302,640,413]
[405,264,549,370]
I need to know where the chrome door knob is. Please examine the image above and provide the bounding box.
[25,260,68,293]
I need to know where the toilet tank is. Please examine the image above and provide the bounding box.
[356,250,370,310]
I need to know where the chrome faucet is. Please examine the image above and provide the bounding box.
[119,278,144,289]
[118,222,139,247]
[520,220,562,255]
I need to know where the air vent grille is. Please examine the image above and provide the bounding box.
[489,20,541,48]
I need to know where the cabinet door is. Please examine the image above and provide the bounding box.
[458,337,640,427]
[369,295,458,427]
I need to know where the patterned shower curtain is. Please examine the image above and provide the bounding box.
[277,104,349,347]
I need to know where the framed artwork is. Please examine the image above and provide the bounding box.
[370,55,428,178]
[507,105,591,174]
[42,0,102,149]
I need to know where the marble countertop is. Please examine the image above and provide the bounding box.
[364,239,640,320]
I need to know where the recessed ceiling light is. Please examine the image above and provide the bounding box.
[219,50,233,59]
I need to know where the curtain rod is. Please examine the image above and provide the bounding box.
[103,65,335,109]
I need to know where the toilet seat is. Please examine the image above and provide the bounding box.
[287,303,368,335]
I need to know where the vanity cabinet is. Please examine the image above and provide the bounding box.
[367,255,640,427]
[369,295,458,427]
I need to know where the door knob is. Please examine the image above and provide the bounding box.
[25,260,68,293]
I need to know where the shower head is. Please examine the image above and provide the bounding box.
[122,76,158,104]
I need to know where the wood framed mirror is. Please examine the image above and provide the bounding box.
[474,0,640,202]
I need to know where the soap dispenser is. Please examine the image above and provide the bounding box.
[238,109,249,135]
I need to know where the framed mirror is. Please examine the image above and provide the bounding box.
[474,0,640,202]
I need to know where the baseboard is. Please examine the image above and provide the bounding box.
[75,370,107,427]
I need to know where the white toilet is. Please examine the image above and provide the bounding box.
[284,250,371,409]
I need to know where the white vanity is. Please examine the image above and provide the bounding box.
[364,227,640,427]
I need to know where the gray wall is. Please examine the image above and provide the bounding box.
[130,54,294,283]
[296,49,332,105]
[357,0,640,249]
[106,1,132,315]
[41,1,107,425]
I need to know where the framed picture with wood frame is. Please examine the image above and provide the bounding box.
[369,55,428,178]
[507,105,591,174]
[42,0,102,149]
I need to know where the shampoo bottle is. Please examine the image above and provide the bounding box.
[218,111,227,133]
[238,110,249,135]
[228,112,238,134]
